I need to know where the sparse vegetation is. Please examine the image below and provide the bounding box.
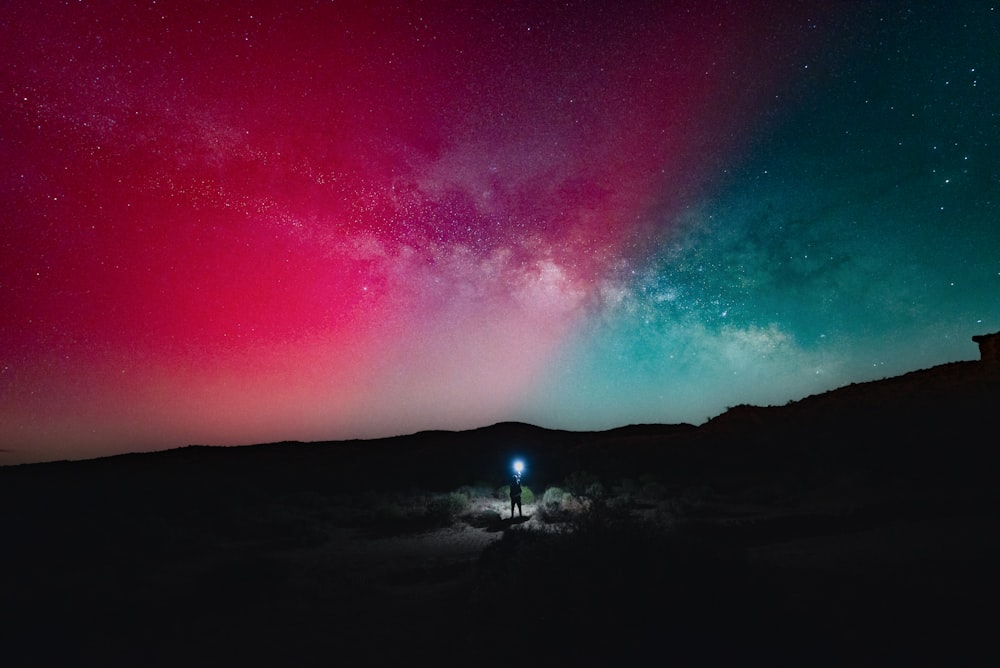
[562,469,604,501]
[537,485,574,522]
[426,490,470,524]
[4,357,997,666]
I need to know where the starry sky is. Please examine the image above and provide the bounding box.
[2,1,998,465]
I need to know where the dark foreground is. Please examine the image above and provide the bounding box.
[2,361,998,666]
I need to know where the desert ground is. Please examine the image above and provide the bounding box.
[2,360,998,666]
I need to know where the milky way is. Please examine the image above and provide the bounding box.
[2,2,997,463]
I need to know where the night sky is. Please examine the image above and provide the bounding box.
[2,2,997,465]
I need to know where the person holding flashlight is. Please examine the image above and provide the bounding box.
[509,470,523,519]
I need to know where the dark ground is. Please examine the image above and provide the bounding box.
[1,361,998,667]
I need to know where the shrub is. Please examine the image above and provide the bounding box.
[537,486,575,523]
[426,491,469,525]
[541,486,568,507]
[564,470,605,501]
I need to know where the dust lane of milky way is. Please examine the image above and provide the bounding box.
[2,2,997,464]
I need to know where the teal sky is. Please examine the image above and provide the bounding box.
[521,3,998,429]
[2,2,997,464]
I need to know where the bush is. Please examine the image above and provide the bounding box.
[520,485,535,505]
[426,491,469,525]
[541,486,568,507]
[537,486,575,523]
[536,484,639,526]
[564,470,605,501]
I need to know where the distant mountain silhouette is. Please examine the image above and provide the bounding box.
[2,357,996,499]
[706,359,998,433]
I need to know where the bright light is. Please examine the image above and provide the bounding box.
[513,459,524,475]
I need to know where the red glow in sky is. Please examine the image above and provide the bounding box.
[2,2,822,463]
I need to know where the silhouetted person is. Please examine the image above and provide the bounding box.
[510,474,522,518]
